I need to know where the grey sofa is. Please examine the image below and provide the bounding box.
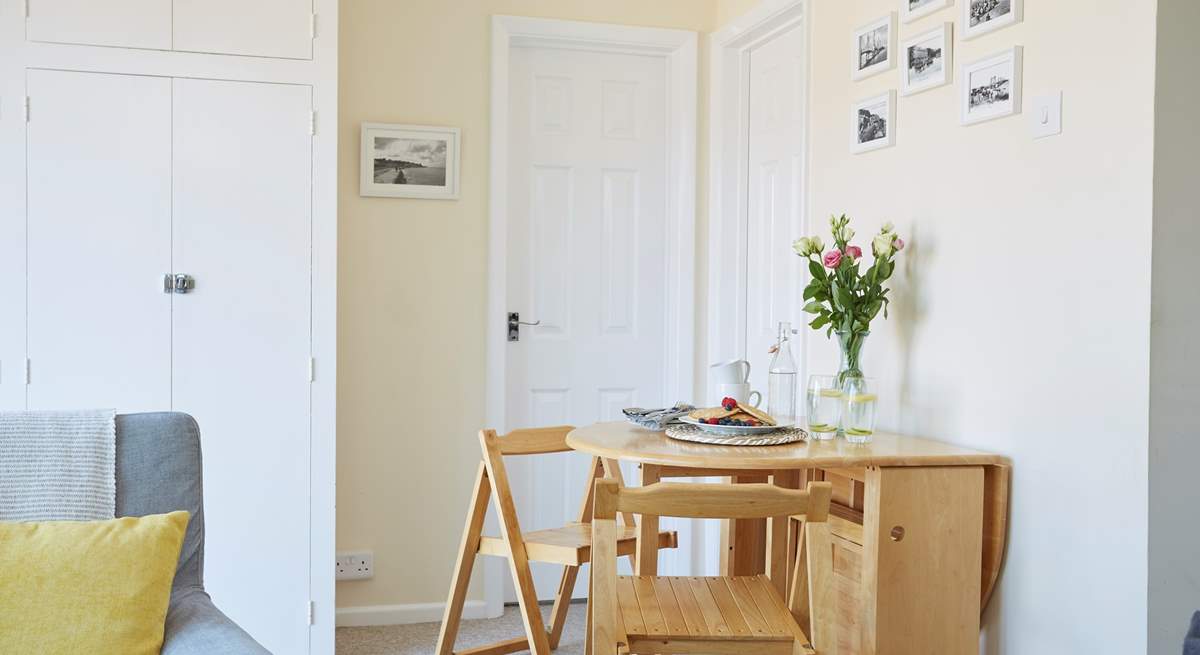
[116,412,270,655]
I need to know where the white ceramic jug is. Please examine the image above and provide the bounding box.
[710,359,751,385]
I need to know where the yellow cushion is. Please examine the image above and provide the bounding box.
[0,511,190,655]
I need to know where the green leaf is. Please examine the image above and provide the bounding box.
[808,260,825,280]
[835,282,855,313]
[803,301,825,314]
[809,315,830,330]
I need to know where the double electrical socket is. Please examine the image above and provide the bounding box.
[336,551,374,581]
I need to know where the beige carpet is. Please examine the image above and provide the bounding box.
[336,603,587,655]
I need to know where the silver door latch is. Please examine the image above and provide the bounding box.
[507,312,540,342]
[163,274,196,294]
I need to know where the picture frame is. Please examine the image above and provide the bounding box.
[902,0,953,23]
[962,0,1023,40]
[851,14,897,81]
[360,123,461,199]
[851,91,897,154]
[901,23,953,96]
[960,47,1023,126]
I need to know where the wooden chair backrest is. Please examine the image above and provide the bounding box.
[489,425,575,456]
[594,480,831,522]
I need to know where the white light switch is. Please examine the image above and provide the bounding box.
[1030,92,1063,139]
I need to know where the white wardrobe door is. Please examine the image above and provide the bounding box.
[171,78,312,655]
[27,0,171,50]
[173,0,313,59]
[26,69,172,411]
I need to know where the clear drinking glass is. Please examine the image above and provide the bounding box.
[841,377,878,444]
[805,375,842,441]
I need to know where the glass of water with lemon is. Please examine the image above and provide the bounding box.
[841,377,878,444]
[805,375,842,441]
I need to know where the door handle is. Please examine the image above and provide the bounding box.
[163,274,196,294]
[507,312,540,342]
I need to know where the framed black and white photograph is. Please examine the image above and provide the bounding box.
[851,91,897,154]
[902,0,953,23]
[360,123,461,199]
[962,0,1022,40]
[961,47,1023,125]
[901,23,953,96]
[851,14,897,81]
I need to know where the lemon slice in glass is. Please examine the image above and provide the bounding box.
[818,389,843,398]
[849,393,878,403]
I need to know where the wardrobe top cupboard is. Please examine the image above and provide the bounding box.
[1,1,338,654]
[27,0,316,59]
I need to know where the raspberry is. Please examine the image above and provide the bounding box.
[721,397,738,410]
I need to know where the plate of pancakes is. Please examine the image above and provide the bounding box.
[679,397,791,436]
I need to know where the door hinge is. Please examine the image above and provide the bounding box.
[23,96,30,123]
[24,358,30,385]
[309,13,317,39]
[306,600,314,625]
[309,110,316,136]
[307,357,315,382]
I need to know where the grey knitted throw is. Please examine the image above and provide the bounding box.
[0,410,116,521]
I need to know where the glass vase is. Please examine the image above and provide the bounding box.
[835,330,868,437]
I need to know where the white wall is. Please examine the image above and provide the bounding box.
[1149,0,1200,651]
[714,0,1158,652]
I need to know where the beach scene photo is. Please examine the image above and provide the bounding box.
[373,137,448,186]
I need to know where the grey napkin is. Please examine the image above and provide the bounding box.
[623,403,695,430]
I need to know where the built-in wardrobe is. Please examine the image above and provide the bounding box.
[0,1,337,652]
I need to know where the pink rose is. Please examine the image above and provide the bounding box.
[894,238,905,251]
[844,245,863,260]
[823,250,842,268]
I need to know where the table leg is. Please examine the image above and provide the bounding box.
[635,463,661,576]
[768,469,801,596]
[720,473,770,576]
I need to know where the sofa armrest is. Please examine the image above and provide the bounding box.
[162,590,271,655]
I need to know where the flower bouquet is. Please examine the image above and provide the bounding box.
[792,214,904,381]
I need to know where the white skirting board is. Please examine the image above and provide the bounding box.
[335,600,495,627]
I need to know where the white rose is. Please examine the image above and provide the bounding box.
[792,237,813,256]
[873,233,894,258]
[881,221,895,234]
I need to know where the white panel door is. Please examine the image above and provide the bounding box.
[171,78,312,654]
[745,26,807,396]
[26,69,172,411]
[27,0,171,50]
[173,0,313,59]
[506,46,682,600]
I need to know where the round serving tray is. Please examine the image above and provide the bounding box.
[665,423,808,447]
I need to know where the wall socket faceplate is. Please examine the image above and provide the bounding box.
[336,551,374,581]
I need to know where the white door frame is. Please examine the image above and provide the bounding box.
[707,0,810,391]
[486,14,698,616]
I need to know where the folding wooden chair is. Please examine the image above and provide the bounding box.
[591,479,835,655]
[436,426,678,655]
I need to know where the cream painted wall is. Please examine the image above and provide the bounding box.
[337,0,718,611]
[1149,0,1200,651]
[342,3,1163,650]
[712,0,1157,652]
